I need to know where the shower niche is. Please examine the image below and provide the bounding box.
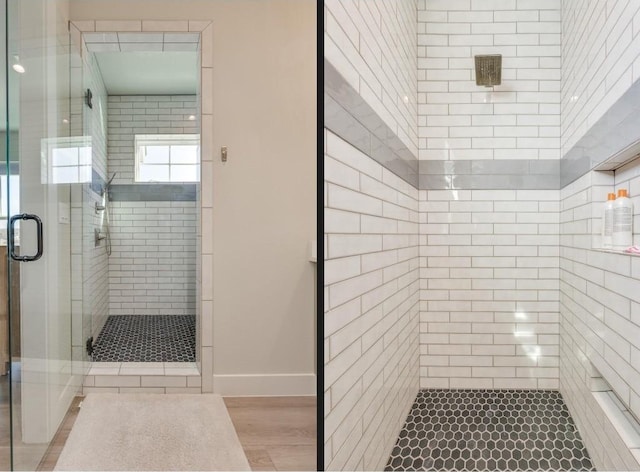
[70,28,203,390]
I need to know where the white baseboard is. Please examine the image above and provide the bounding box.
[213,373,316,396]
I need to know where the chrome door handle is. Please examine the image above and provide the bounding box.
[9,213,43,262]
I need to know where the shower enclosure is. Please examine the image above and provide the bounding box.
[74,33,200,368]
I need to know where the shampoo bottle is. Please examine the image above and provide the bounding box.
[613,188,633,249]
[602,192,616,249]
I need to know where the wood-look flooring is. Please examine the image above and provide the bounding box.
[0,371,61,471]
[37,397,83,471]
[0,376,11,472]
[36,394,316,471]
[224,396,317,471]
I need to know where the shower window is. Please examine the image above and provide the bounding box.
[135,134,200,183]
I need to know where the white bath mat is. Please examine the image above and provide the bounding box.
[54,393,250,471]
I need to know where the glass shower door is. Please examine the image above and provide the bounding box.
[0,0,11,469]
[4,0,82,469]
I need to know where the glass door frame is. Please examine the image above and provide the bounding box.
[5,1,81,469]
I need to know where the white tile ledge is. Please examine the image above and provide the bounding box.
[593,140,640,172]
[592,391,640,451]
[591,247,640,257]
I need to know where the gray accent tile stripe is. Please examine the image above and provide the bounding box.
[91,169,106,196]
[324,60,559,190]
[324,59,418,188]
[324,60,561,190]
[562,78,640,187]
[419,159,560,190]
[110,184,197,201]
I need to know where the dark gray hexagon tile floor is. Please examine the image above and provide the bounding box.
[385,389,595,472]
[92,315,195,362]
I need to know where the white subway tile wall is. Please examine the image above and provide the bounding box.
[324,130,420,471]
[107,95,197,184]
[324,0,419,157]
[419,187,560,389]
[108,201,197,315]
[417,0,561,160]
[559,165,640,470]
[83,49,109,340]
[107,95,197,316]
[85,187,110,338]
[559,1,640,468]
[562,1,640,158]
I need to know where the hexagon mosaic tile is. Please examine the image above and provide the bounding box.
[92,315,195,362]
[385,389,595,472]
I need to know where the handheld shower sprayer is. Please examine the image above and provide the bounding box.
[100,172,117,256]
[102,172,117,197]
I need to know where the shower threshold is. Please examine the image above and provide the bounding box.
[86,361,199,377]
[83,361,202,393]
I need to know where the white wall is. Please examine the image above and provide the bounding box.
[109,201,196,316]
[324,0,418,157]
[417,0,561,161]
[106,95,197,316]
[559,167,640,470]
[558,1,640,469]
[69,0,317,395]
[324,130,420,471]
[420,188,560,389]
[561,0,640,157]
[82,50,110,340]
[411,0,562,390]
[83,187,109,339]
[324,0,422,469]
[107,95,197,184]
[85,52,108,180]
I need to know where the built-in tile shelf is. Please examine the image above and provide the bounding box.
[593,390,640,464]
[592,248,640,257]
[594,140,640,172]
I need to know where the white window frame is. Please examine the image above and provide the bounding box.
[134,134,200,183]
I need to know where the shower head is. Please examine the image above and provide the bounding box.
[474,54,502,87]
